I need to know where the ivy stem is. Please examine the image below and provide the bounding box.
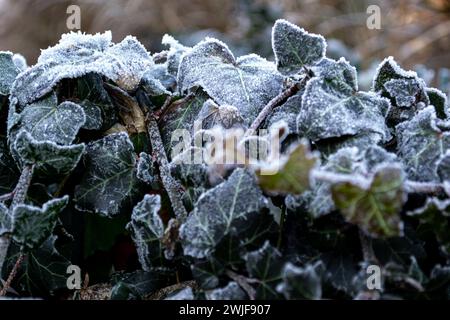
[0,252,25,296]
[146,116,188,221]
[245,78,306,137]
[0,164,34,281]
[359,230,378,264]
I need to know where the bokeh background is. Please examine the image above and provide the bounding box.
[1,0,449,93]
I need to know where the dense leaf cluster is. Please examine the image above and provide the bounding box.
[0,19,449,300]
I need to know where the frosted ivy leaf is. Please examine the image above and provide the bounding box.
[10,93,86,146]
[14,130,85,176]
[384,78,422,108]
[141,63,176,92]
[0,203,11,236]
[206,282,246,300]
[74,133,142,217]
[159,90,209,153]
[331,164,406,238]
[407,197,450,255]
[11,196,69,250]
[165,287,195,300]
[136,152,157,186]
[427,87,449,119]
[315,132,384,156]
[126,194,165,271]
[0,140,19,196]
[170,147,207,187]
[396,106,450,182]
[372,58,429,127]
[298,58,390,142]
[0,51,20,96]
[311,58,358,89]
[78,100,103,130]
[245,241,284,299]
[140,69,171,97]
[196,99,245,130]
[12,53,27,72]
[162,34,190,77]
[276,261,323,300]
[257,140,318,195]
[271,19,326,75]
[11,31,153,106]
[179,168,268,258]
[178,38,284,124]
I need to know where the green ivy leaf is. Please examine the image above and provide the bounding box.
[74,132,142,217]
[331,164,405,237]
[276,261,323,299]
[257,140,317,195]
[12,196,69,250]
[0,51,20,96]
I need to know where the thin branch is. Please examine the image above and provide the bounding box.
[245,79,306,137]
[0,192,14,202]
[147,116,188,221]
[0,165,34,279]
[225,269,256,300]
[0,252,25,296]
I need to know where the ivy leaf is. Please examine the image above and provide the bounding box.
[126,194,165,271]
[4,236,71,296]
[298,58,390,142]
[14,130,85,176]
[180,168,268,258]
[0,140,19,196]
[263,91,303,133]
[10,94,86,146]
[276,261,323,299]
[159,90,208,154]
[384,78,423,108]
[427,87,449,120]
[178,38,284,124]
[136,152,158,187]
[272,19,326,75]
[196,99,245,130]
[331,164,406,237]
[245,241,284,299]
[74,132,142,217]
[191,258,224,290]
[408,198,450,255]
[0,51,20,96]
[11,196,69,250]
[396,106,450,182]
[206,282,247,300]
[257,140,317,195]
[76,73,117,131]
[11,31,153,107]
[162,34,190,78]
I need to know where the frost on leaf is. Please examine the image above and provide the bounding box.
[437,150,450,183]
[10,31,153,107]
[206,282,246,300]
[272,19,326,75]
[331,164,406,238]
[196,100,245,130]
[373,57,428,126]
[162,34,190,77]
[408,198,450,255]
[298,58,390,142]
[263,91,303,133]
[179,168,268,258]
[11,196,69,250]
[0,140,19,196]
[14,131,85,176]
[396,106,450,182]
[245,241,284,299]
[276,261,323,300]
[0,51,20,96]
[9,94,86,146]
[257,140,318,195]
[136,152,157,186]
[127,194,165,271]
[426,87,449,120]
[178,38,284,124]
[74,133,142,217]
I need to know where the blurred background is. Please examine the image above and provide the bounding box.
[0,0,449,92]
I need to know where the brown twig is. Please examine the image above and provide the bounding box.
[0,252,25,296]
[225,269,257,300]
